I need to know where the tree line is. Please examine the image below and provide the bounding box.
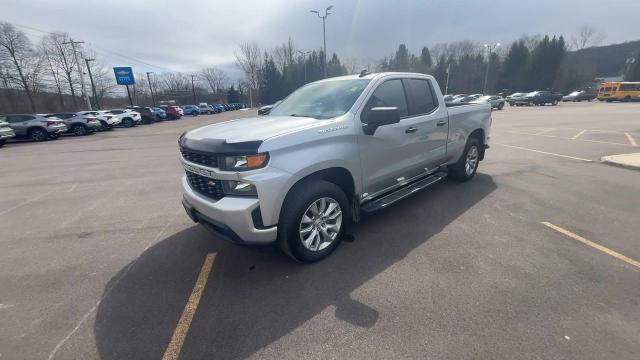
[2,20,639,114]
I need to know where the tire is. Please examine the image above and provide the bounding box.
[497,103,504,110]
[278,180,349,262]
[0,139,6,147]
[448,137,481,182]
[624,96,631,102]
[72,124,88,136]
[122,118,134,128]
[552,100,558,106]
[29,128,48,142]
[49,133,60,140]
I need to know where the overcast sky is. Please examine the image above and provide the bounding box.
[3,0,640,82]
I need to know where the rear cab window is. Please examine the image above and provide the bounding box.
[403,78,438,116]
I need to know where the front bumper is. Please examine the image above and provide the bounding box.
[181,175,277,245]
[48,125,68,133]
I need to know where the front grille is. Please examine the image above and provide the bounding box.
[180,147,218,168]
[186,172,225,201]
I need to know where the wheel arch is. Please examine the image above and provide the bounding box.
[468,128,485,160]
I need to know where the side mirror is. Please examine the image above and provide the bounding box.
[362,107,400,135]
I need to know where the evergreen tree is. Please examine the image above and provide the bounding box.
[420,46,432,69]
[227,85,239,103]
[498,40,531,91]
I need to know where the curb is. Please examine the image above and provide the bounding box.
[601,153,640,171]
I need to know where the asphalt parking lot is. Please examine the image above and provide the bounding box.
[1,102,639,360]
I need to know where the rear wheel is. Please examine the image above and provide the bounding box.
[0,139,6,147]
[448,137,481,182]
[122,118,134,128]
[623,96,631,102]
[278,180,349,262]
[497,103,504,110]
[552,100,558,105]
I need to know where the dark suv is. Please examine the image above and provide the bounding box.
[126,106,157,124]
[515,91,563,106]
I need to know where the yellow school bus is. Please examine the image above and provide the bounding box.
[597,81,640,102]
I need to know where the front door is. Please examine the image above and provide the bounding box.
[358,78,431,197]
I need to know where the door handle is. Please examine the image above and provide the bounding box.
[436,120,447,127]
[405,127,417,134]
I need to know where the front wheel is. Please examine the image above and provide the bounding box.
[497,103,504,110]
[278,180,349,262]
[0,139,6,147]
[552,100,558,105]
[122,118,134,128]
[72,124,88,136]
[29,128,48,142]
[448,137,481,182]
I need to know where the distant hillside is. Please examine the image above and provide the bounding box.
[568,40,640,77]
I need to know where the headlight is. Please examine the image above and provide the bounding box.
[221,181,257,196]
[219,153,268,171]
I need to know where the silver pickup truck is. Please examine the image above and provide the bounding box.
[180,72,491,262]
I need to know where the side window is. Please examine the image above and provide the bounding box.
[404,79,438,116]
[363,79,408,118]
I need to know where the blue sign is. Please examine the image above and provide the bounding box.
[113,67,135,85]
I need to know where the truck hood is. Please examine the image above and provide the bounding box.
[185,115,323,143]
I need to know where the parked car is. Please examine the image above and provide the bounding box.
[160,105,181,120]
[77,110,121,131]
[179,72,492,262]
[0,114,67,141]
[213,104,225,113]
[258,100,282,115]
[108,109,142,128]
[45,112,101,136]
[562,89,597,102]
[515,90,563,106]
[0,119,16,146]
[152,107,167,120]
[198,103,212,115]
[470,95,505,110]
[182,105,200,116]
[505,92,527,106]
[126,106,156,123]
[174,106,184,116]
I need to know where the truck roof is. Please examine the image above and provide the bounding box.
[316,72,433,82]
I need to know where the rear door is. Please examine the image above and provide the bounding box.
[402,78,449,170]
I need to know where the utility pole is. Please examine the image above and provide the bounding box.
[483,42,500,94]
[146,72,156,107]
[64,39,92,110]
[445,64,451,95]
[84,58,100,109]
[190,75,197,104]
[298,50,311,83]
[310,5,333,78]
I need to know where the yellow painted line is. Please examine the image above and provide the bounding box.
[162,253,216,360]
[534,128,555,135]
[494,143,592,162]
[571,129,587,140]
[625,132,638,147]
[542,222,640,269]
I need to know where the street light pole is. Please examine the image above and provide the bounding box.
[146,72,156,107]
[190,75,197,104]
[483,42,500,94]
[84,58,100,109]
[310,5,333,78]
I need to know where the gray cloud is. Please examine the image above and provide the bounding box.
[3,0,640,82]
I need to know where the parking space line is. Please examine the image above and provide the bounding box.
[542,222,640,269]
[571,129,587,140]
[507,131,633,147]
[494,143,592,162]
[624,133,638,147]
[162,253,216,360]
[534,128,555,135]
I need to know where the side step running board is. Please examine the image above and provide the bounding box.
[361,171,447,213]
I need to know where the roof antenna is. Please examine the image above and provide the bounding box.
[359,69,370,78]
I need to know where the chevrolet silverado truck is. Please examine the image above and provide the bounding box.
[179,72,492,262]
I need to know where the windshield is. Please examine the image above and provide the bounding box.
[268,79,370,119]
[569,91,581,96]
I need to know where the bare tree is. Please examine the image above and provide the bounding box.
[0,22,38,112]
[273,38,296,73]
[234,42,262,107]
[86,57,116,107]
[570,25,605,50]
[40,38,66,108]
[199,67,228,98]
[41,31,80,109]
